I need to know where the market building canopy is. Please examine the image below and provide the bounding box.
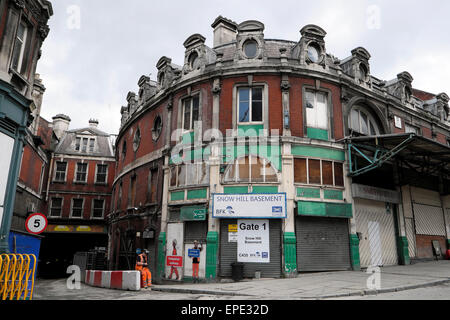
[341,133,450,177]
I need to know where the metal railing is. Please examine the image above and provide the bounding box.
[0,254,37,300]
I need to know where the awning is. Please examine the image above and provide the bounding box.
[341,133,450,177]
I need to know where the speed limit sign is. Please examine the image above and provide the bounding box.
[25,213,48,235]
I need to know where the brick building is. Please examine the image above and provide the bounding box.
[37,117,115,277]
[110,16,449,282]
[0,0,53,254]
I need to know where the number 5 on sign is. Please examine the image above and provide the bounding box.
[25,213,48,235]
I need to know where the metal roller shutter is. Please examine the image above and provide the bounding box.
[413,204,446,236]
[219,219,282,279]
[296,216,351,272]
[355,199,398,268]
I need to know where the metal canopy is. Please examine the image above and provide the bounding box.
[341,133,450,177]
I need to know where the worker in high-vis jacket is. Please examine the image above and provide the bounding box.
[135,248,152,289]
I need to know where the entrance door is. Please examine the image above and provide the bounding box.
[355,199,398,268]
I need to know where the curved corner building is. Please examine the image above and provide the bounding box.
[108,16,450,281]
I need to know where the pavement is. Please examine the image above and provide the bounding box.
[150,260,450,299]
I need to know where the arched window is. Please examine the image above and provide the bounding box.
[349,105,382,136]
[224,155,278,183]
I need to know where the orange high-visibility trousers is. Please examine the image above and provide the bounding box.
[136,265,152,288]
[192,263,199,278]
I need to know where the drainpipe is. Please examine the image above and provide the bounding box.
[45,153,54,202]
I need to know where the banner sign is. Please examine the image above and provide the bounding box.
[237,220,270,263]
[212,193,287,219]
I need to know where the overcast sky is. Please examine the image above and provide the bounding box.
[36,0,450,135]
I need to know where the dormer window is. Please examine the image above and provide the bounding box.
[405,86,412,103]
[307,43,320,63]
[358,63,368,82]
[243,39,258,59]
[158,72,165,86]
[75,136,95,153]
[188,51,199,70]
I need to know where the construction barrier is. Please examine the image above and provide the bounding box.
[85,270,141,291]
[0,254,37,300]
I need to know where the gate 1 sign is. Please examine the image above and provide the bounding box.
[237,220,270,263]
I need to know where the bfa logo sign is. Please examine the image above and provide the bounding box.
[225,206,235,215]
[216,206,235,215]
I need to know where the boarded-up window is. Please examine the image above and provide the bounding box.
[294,159,307,184]
[308,159,321,184]
[238,156,250,181]
[334,163,344,187]
[225,156,278,183]
[294,158,345,188]
[322,161,333,186]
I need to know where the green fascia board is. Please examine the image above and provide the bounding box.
[186,188,208,200]
[297,201,353,218]
[307,127,329,141]
[297,187,321,198]
[292,145,345,162]
[224,186,249,194]
[180,205,207,221]
[323,190,344,200]
[237,124,264,137]
[252,186,279,194]
[170,191,185,201]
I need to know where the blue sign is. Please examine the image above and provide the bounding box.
[188,249,200,258]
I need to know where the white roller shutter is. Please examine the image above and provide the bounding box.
[355,199,398,268]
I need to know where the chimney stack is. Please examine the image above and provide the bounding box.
[52,114,71,140]
[89,119,99,128]
[211,16,238,48]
